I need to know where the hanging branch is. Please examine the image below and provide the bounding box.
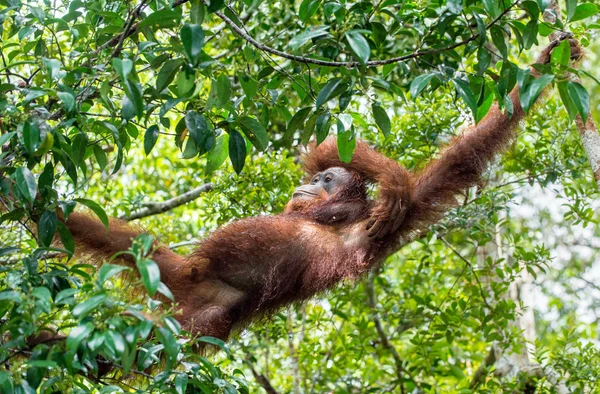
[543,2,600,188]
[209,2,520,68]
[169,0,520,68]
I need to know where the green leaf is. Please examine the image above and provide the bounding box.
[237,72,258,98]
[567,81,590,123]
[182,138,199,159]
[257,66,275,80]
[520,1,541,18]
[71,132,88,166]
[136,258,161,296]
[156,59,183,92]
[205,134,229,174]
[73,294,108,318]
[38,210,57,247]
[123,79,144,119]
[66,323,94,352]
[26,360,57,369]
[175,373,189,394]
[490,26,508,58]
[180,24,205,66]
[522,19,538,49]
[0,247,19,258]
[316,78,348,107]
[521,74,553,113]
[476,91,495,123]
[185,111,215,154]
[337,124,356,163]
[75,198,109,230]
[299,0,320,21]
[144,125,159,155]
[121,343,136,375]
[23,89,48,105]
[0,290,22,303]
[482,0,500,17]
[191,0,205,24]
[571,3,599,22]
[345,31,370,65]
[43,58,64,81]
[207,0,224,12]
[55,288,77,305]
[551,39,571,66]
[0,131,15,147]
[57,91,75,112]
[339,90,352,111]
[196,337,231,355]
[15,167,37,205]
[566,0,578,21]
[93,145,107,171]
[22,121,41,154]
[557,81,578,121]
[316,112,331,145]
[289,26,331,51]
[99,263,129,285]
[287,107,313,137]
[57,222,74,257]
[409,74,434,98]
[177,66,195,97]
[371,22,387,47]
[215,74,231,108]
[239,116,268,151]
[138,9,181,29]
[447,0,462,13]
[157,282,175,301]
[452,78,478,119]
[476,47,492,76]
[372,104,391,137]
[155,327,179,368]
[228,129,247,174]
[112,58,133,81]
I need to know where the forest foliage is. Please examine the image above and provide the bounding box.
[1,0,600,392]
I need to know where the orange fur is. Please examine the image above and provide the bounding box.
[60,38,575,343]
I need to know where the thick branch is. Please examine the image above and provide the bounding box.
[120,183,213,221]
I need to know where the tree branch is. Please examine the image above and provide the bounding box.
[170,0,520,68]
[246,359,280,394]
[211,2,519,68]
[120,183,213,221]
